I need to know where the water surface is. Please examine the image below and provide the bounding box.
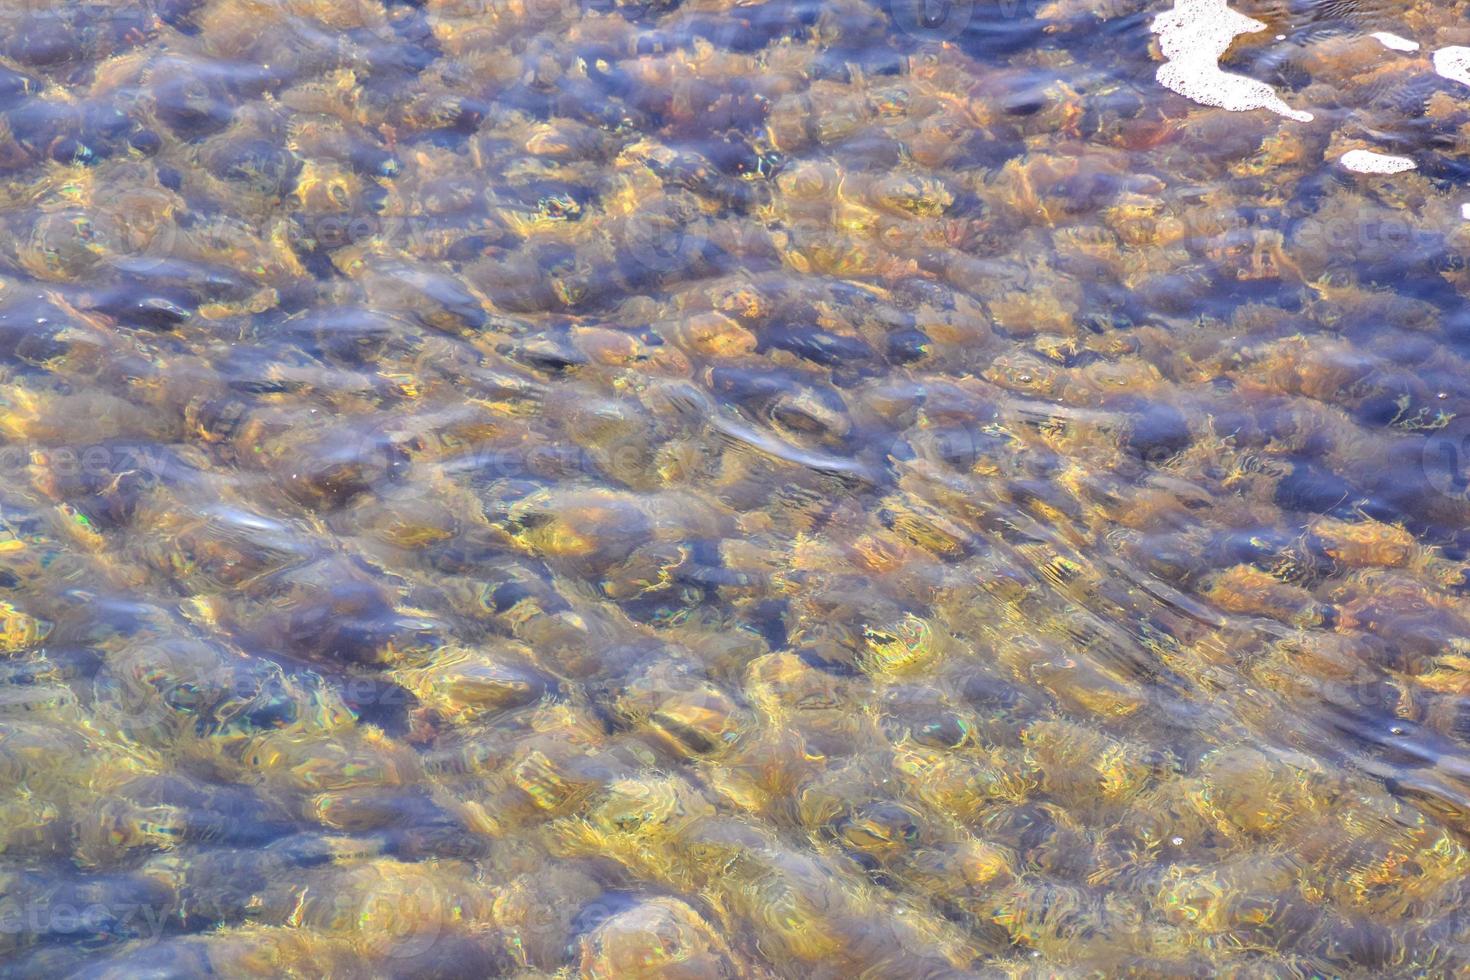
[1,0,1469,974]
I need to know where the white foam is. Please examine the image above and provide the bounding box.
[1151,0,1314,122]
[1434,46,1470,87]
[1340,149,1417,173]
[1371,32,1420,53]
[1461,202,1470,220]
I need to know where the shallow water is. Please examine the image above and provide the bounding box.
[1,0,1469,975]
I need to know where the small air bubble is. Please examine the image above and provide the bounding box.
[1170,836,1184,846]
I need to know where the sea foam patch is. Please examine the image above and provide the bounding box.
[1340,149,1417,173]
[1371,32,1420,53]
[1434,47,1470,87]
[1151,0,1314,122]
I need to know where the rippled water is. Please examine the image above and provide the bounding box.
[2,0,1470,974]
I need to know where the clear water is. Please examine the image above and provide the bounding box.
[1,0,1469,974]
